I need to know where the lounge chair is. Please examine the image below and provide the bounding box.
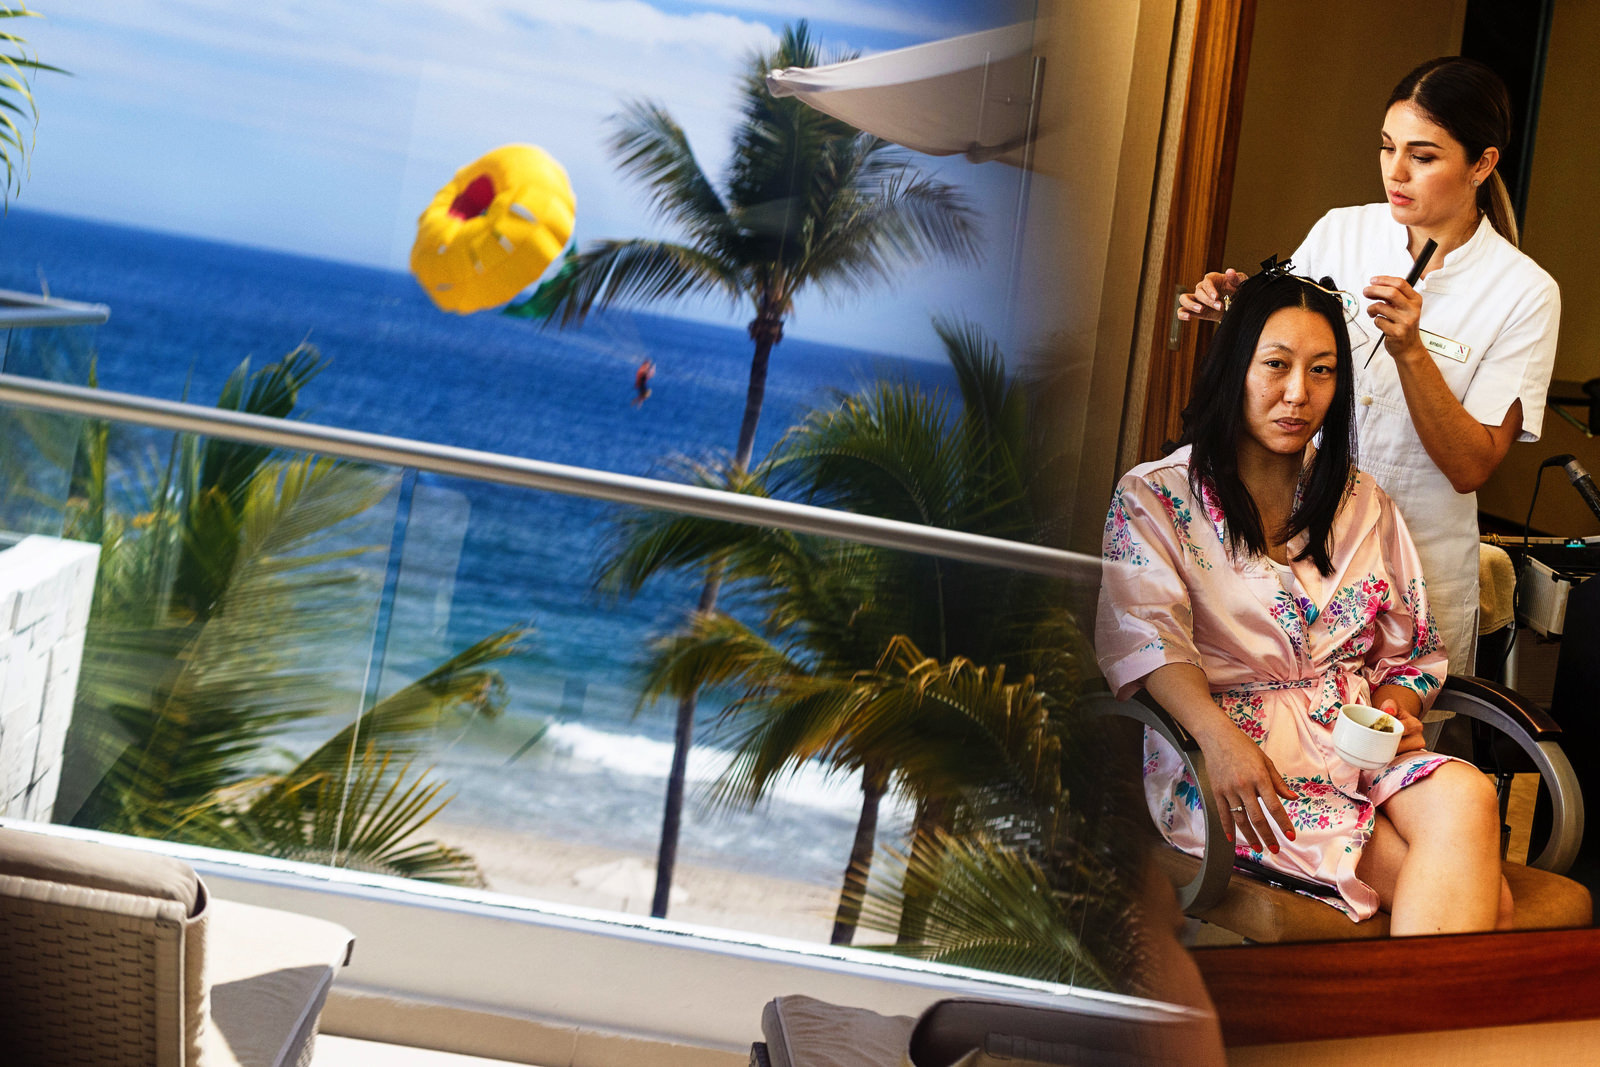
[0,826,354,1066]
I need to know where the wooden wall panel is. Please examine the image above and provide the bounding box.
[1135,0,1255,463]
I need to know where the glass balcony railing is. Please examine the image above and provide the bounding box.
[0,290,108,540]
[0,363,1141,991]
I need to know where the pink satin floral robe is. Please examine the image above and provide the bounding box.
[1095,446,1456,920]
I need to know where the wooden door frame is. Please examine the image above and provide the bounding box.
[1124,0,1256,467]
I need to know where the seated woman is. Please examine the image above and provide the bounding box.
[1096,266,1510,934]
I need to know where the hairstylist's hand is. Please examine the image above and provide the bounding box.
[1177,269,1247,323]
[1197,722,1299,856]
[1363,275,1426,362]
[1378,697,1427,756]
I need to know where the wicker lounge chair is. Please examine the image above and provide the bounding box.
[0,826,354,1067]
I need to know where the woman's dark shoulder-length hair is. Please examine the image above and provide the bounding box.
[1177,269,1357,576]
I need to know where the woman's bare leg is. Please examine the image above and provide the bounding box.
[1354,811,1406,912]
[1360,762,1503,935]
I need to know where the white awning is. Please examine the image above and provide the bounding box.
[765,23,1038,164]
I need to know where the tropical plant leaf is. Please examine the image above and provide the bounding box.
[286,625,527,779]
[0,6,66,204]
[59,348,528,885]
[221,747,485,884]
[529,18,979,339]
[856,832,1140,991]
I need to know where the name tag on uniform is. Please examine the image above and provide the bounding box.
[1420,329,1470,362]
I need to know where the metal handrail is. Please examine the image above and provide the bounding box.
[0,289,111,329]
[0,373,1100,580]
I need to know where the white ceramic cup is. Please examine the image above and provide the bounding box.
[1333,703,1402,770]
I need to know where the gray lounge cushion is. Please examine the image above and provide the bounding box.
[910,997,1202,1066]
[761,994,915,1067]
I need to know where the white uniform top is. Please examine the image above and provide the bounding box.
[1293,203,1561,680]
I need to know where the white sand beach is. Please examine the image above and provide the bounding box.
[432,820,860,944]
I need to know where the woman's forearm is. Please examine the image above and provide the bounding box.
[1142,662,1299,851]
[1386,347,1521,493]
[1142,662,1237,746]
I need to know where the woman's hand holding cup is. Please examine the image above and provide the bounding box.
[1379,697,1426,755]
[1333,701,1409,768]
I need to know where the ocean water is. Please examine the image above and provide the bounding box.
[0,209,948,887]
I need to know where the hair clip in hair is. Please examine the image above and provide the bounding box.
[1258,253,1297,278]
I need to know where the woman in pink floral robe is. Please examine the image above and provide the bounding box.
[1099,451,1452,919]
[1097,266,1508,932]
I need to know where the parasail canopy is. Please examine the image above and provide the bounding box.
[411,144,576,314]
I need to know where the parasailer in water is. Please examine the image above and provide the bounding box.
[633,359,655,406]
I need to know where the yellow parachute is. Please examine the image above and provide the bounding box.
[410,144,576,314]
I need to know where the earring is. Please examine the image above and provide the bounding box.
[1472,179,1481,187]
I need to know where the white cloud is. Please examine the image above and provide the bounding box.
[37,1,776,78]
[26,0,777,244]
[657,0,961,38]
[11,1,1014,357]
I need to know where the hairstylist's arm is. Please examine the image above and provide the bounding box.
[1364,276,1522,492]
[1177,269,1249,323]
[1142,662,1299,855]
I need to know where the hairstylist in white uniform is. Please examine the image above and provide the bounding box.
[1179,57,1560,686]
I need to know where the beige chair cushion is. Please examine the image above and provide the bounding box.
[0,826,202,914]
[761,994,915,1067]
[1503,862,1594,930]
[0,826,209,1065]
[1157,848,1592,942]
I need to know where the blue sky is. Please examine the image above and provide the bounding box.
[5,0,1036,359]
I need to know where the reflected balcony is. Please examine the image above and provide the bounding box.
[0,347,1187,1064]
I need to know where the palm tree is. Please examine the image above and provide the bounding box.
[57,347,529,883]
[536,21,982,915]
[1,6,64,203]
[600,320,1079,941]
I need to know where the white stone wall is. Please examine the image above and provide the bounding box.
[0,536,100,822]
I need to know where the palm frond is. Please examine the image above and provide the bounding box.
[636,610,803,708]
[286,625,526,779]
[532,238,743,327]
[230,746,484,884]
[856,832,1139,990]
[937,317,1025,456]
[608,99,732,238]
[796,170,983,297]
[768,385,964,527]
[0,5,67,203]
[833,637,1061,818]
[593,458,776,596]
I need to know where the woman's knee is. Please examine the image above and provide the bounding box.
[1497,874,1515,931]
[1438,763,1500,821]
[1389,762,1500,840]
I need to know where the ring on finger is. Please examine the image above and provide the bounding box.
[1229,805,1246,813]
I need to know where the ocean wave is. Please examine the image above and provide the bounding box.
[541,720,915,820]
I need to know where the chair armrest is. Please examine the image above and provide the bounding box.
[1435,675,1584,873]
[1441,675,1561,737]
[1083,691,1232,912]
